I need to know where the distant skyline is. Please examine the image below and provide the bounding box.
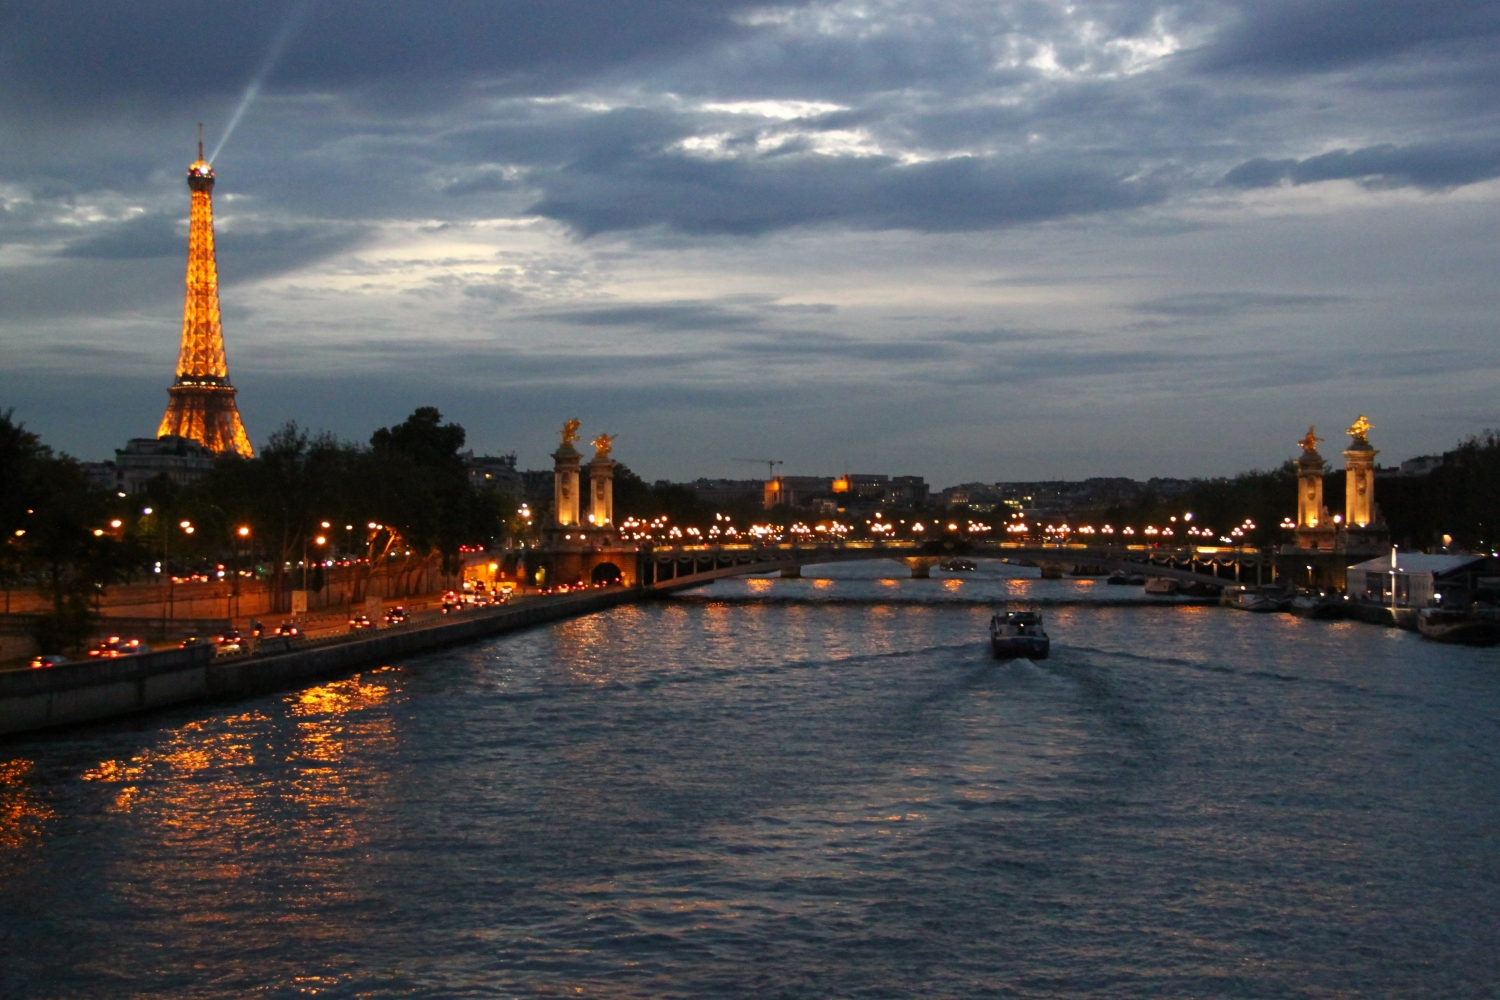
[1,1,1495,483]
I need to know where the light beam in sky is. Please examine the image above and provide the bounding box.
[208,1,313,163]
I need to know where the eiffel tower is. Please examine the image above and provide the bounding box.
[156,132,254,457]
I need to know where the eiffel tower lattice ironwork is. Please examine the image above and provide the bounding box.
[156,134,254,457]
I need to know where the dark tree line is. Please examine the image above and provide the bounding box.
[172,407,512,611]
[1,411,145,651]
[1376,430,1500,550]
[1089,431,1500,551]
[2,407,511,651]
[609,465,754,525]
[1090,463,1300,546]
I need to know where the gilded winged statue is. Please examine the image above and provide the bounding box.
[1299,426,1321,454]
[1346,415,1372,441]
[560,418,581,448]
[591,433,615,459]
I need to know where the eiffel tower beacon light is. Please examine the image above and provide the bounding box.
[156,129,254,457]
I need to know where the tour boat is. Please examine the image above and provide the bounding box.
[1235,588,1290,613]
[1417,607,1500,646]
[990,610,1050,660]
[1143,577,1179,596]
[941,557,977,571]
[1289,591,1348,619]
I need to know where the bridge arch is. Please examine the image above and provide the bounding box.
[591,562,623,585]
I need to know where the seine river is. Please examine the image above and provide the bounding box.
[4,562,1500,998]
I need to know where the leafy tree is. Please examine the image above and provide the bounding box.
[1380,430,1500,549]
[0,411,146,651]
[194,422,357,611]
[1092,462,1299,546]
[368,407,508,581]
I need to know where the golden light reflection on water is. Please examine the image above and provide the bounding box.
[555,611,625,684]
[77,670,399,870]
[0,759,55,853]
[291,672,393,717]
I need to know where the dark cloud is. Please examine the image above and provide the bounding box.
[533,296,834,331]
[533,150,1170,237]
[0,1,793,114]
[1223,141,1500,191]
[536,300,764,331]
[1198,0,1500,75]
[1133,292,1345,318]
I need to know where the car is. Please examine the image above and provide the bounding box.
[383,606,408,625]
[30,654,69,669]
[441,599,462,614]
[348,614,373,630]
[272,621,303,639]
[179,636,210,648]
[215,633,245,654]
[87,636,143,658]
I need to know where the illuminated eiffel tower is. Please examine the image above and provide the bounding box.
[156,133,254,457]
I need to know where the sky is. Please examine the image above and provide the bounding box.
[1,0,1496,485]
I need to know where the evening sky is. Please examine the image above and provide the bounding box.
[1,0,1495,481]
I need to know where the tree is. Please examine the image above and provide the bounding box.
[0,411,146,651]
[195,422,357,612]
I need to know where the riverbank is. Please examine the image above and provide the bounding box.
[0,586,637,739]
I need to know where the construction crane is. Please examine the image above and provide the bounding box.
[733,458,784,480]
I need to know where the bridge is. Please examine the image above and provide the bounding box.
[637,541,1273,593]
[520,421,1280,595]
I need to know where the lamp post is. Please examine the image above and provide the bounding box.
[301,528,327,621]
[1390,545,1399,615]
[170,519,194,623]
[233,526,250,624]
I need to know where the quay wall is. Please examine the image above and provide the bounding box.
[0,588,638,739]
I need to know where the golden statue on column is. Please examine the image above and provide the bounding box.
[588,433,616,528]
[1342,415,1378,529]
[1294,425,1335,550]
[552,418,582,527]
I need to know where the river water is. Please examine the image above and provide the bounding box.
[4,561,1499,998]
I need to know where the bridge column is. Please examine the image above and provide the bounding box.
[901,557,939,579]
[780,565,802,579]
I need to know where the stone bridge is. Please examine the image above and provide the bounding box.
[639,541,1272,593]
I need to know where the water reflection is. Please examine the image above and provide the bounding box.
[5,577,1500,999]
[0,759,54,855]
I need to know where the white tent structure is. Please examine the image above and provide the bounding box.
[1347,553,1500,608]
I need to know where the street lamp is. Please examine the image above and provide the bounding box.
[167,519,194,624]
[301,529,328,617]
[233,526,251,621]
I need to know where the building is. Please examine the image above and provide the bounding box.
[845,474,890,502]
[1346,553,1500,609]
[688,479,763,506]
[1399,454,1444,477]
[764,476,835,508]
[885,475,929,507]
[111,435,218,494]
[463,451,523,497]
[156,137,253,457]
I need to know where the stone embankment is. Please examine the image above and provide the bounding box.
[0,588,637,739]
